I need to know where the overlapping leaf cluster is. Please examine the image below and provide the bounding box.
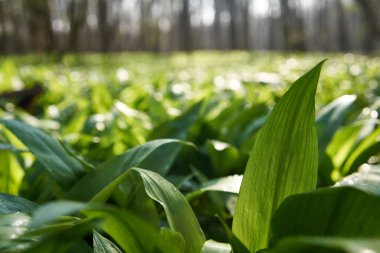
[0,53,380,252]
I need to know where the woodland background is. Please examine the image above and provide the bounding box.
[0,0,379,54]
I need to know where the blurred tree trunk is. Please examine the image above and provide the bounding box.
[139,0,154,51]
[67,0,88,52]
[355,0,380,52]
[180,0,192,51]
[241,0,250,49]
[23,0,54,52]
[98,0,109,52]
[336,0,349,51]
[214,0,223,50]
[280,0,290,50]
[0,2,5,53]
[227,0,237,49]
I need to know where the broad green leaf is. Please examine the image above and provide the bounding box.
[112,172,160,227]
[0,150,24,195]
[93,230,123,253]
[1,119,83,190]
[268,237,380,253]
[326,124,363,174]
[159,228,186,253]
[85,208,182,253]
[30,201,182,253]
[23,218,96,253]
[272,167,380,243]
[201,240,231,253]
[341,127,380,175]
[187,174,242,202]
[326,118,378,180]
[148,101,203,140]
[316,95,357,184]
[316,95,357,154]
[0,213,31,252]
[65,139,186,202]
[30,201,85,228]
[217,216,250,253]
[206,140,241,176]
[0,193,37,214]
[232,61,324,252]
[133,168,206,253]
[0,213,30,240]
[335,164,380,195]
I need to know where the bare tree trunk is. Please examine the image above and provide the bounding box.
[0,2,6,53]
[98,0,109,52]
[355,0,380,52]
[23,0,54,52]
[241,0,250,49]
[280,0,290,50]
[227,0,237,49]
[336,0,349,51]
[213,0,223,50]
[180,0,192,51]
[67,0,88,52]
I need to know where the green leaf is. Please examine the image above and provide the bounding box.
[23,218,96,253]
[93,230,123,253]
[268,237,380,253]
[217,216,250,253]
[187,174,242,202]
[159,228,186,253]
[0,213,32,252]
[1,119,83,190]
[30,201,85,228]
[206,140,241,176]
[201,240,231,253]
[326,124,363,174]
[30,201,183,253]
[149,101,203,140]
[133,168,206,253]
[272,165,380,243]
[335,164,380,195]
[0,150,24,195]
[316,95,357,154]
[65,139,186,202]
[341,127,380,175]
[0,193,37,214]
[232,61,324,252]
[316,95,357,184]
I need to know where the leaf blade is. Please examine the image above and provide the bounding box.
[232,61,324,252]
[1,119,83,190]
[133,168,206,253]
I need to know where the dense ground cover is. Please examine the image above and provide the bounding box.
[0,52,380,252]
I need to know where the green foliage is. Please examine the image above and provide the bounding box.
[0,53,380,252]
[232,61,323,252]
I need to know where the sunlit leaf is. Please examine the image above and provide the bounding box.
[149,101,203,140]
[93,230,123,253]
[201,240,231,253]
[272,165,380,243]
[316,95,357,154]
[341,127,380,175]
[65,139,187,202]
[232,61,324,252]
[0,193,37,214]
[187,174,242,202]
[0,213,31,252]
[268,237,380,253]
[133,168,205,253]
[30,201,183,253]
[1,119,83,190]
[0,150,24,195]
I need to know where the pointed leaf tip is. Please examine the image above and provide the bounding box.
[232,61,324,252]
